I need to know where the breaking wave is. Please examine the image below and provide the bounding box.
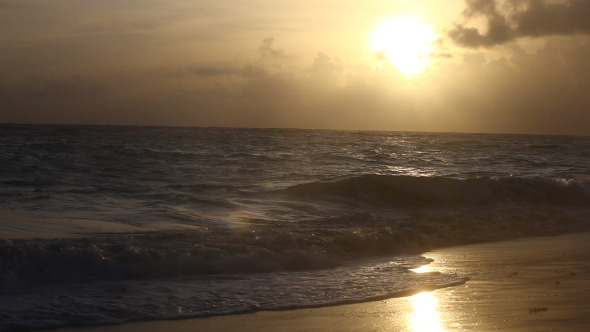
[3,175,589,292]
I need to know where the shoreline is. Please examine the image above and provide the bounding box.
[51,232,590,331]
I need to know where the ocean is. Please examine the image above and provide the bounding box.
[1,124,589,331]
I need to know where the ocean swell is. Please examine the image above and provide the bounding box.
[278,175,590,207]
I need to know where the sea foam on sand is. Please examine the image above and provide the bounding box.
[52,232,590,332]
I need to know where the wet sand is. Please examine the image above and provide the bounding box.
[54,232,590,331]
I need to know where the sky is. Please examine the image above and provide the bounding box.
[1,0,590,135]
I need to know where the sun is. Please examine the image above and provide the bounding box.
[370,17,437,76]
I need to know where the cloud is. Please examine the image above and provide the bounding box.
[18,75,106,99]
[0,75,111,124]
[186,65,267,78]
[309,52,343,77]
[259,37,291,60]
[2,28,590,135]
[421,38,590,134]
[450,0,590,47]
[374,50,388,61]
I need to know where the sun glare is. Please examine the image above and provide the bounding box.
[370,17,437,76]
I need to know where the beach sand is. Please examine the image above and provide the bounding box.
[53,232,590,331]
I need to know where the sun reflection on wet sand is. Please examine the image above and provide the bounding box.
[411,291,446,332]
[408,263,447,331]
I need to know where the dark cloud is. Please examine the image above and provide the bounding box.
[450,0,590,47]
[515,0,590,37]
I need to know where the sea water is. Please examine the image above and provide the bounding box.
[1,124,589,331]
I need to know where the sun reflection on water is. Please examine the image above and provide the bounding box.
[409,265,432,274]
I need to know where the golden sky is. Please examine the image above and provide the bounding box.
[1,0,590,135]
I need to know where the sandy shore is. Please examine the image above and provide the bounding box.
[53,232,590,331]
